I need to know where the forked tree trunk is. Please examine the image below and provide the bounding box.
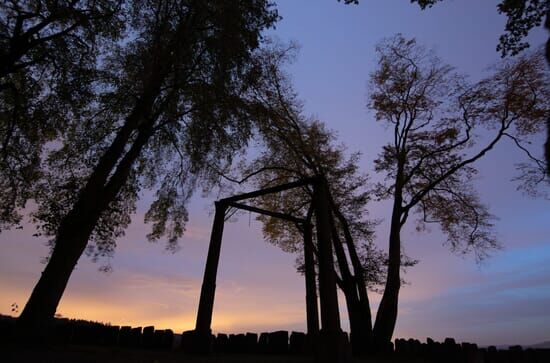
[328,194,373,353]
[331,222,360,353]
[334,207,373,338]
[330,211,372,355]
[346,240,372,341]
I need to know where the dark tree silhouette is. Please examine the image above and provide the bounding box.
[0,1,125,231]
[246,118,380,356]
[369,35,549,347]
[214,54,414,355]
[16,0,280,337]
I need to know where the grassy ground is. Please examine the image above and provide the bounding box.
[2,345,423,363]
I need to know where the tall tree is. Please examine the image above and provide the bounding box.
[247,118,381,355]
[0,0,125,230]
[215,54,390,355]
[16,0,280,336]
[369,35,549,346]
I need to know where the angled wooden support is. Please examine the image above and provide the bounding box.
[190,177,341,356]
[313,178,341,333]
[195,201,227,335]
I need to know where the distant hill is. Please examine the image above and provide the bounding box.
[530,341,550,349]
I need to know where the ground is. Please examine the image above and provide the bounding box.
[2,345,422,363]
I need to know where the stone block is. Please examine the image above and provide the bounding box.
[129,327,142,347]
[268,330,289,354]
[289,331,306,354]
[163,329,174,350]
[142,326,155,349]
[214,333,229,353]
[118,326,132,346]
[245,332,258,353]
[258,332,269,353]
[104,325,119,346]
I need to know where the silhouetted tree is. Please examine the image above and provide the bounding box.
[0,1,125,231]
[215,54,394,355]
[249,119,380,355]
[369,35,549,347]
[16,0,280,336]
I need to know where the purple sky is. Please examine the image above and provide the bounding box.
[0,0,548,346]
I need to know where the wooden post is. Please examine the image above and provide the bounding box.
[313,179,341,333]
[313,178,351,362]
[195,201,226,335]
[303,222,319,335]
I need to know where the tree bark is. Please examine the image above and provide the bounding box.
[373,177,404,350]
[330,214,369,356]
[328,194,373,353]
[15,17,174,333]
[16,121,155,338]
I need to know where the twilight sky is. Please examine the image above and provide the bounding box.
[1,0,549,347]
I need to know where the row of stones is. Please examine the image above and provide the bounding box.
[1,318,548,362]
[393,337,549,363]
[0,318,174,350]
[180,330,309,354]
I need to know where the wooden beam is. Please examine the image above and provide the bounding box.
[220,177,318,204]
[313,179,341,333]
[227,201,307,224]
[195,202,227,335]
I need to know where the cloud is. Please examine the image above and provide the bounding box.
[394,244,550,345]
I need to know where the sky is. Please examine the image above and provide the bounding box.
[1,0,549,347]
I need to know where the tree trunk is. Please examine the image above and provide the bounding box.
[330,212,372,356]
[328,195,373,353]
[16,124,154,338]
[336,209,373,335]
[16,7,188,339]
[373,183,403,350]
[15,21,173,333]
[15,222,95,337]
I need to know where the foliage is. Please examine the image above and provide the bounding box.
[369,34,549,260]
[0,0,125,231]
[27,0,280,263]
[497,0,549,56]
[411,0,549,57]
[369,33,548,345]
[214,50,387,288]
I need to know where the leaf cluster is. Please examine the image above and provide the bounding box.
[0,1,126,230]
[27,0,281,265]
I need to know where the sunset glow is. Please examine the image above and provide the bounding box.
[1,0,549,349]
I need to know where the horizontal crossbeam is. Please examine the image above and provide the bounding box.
[227,201,307,224]
[219,177,318,204]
